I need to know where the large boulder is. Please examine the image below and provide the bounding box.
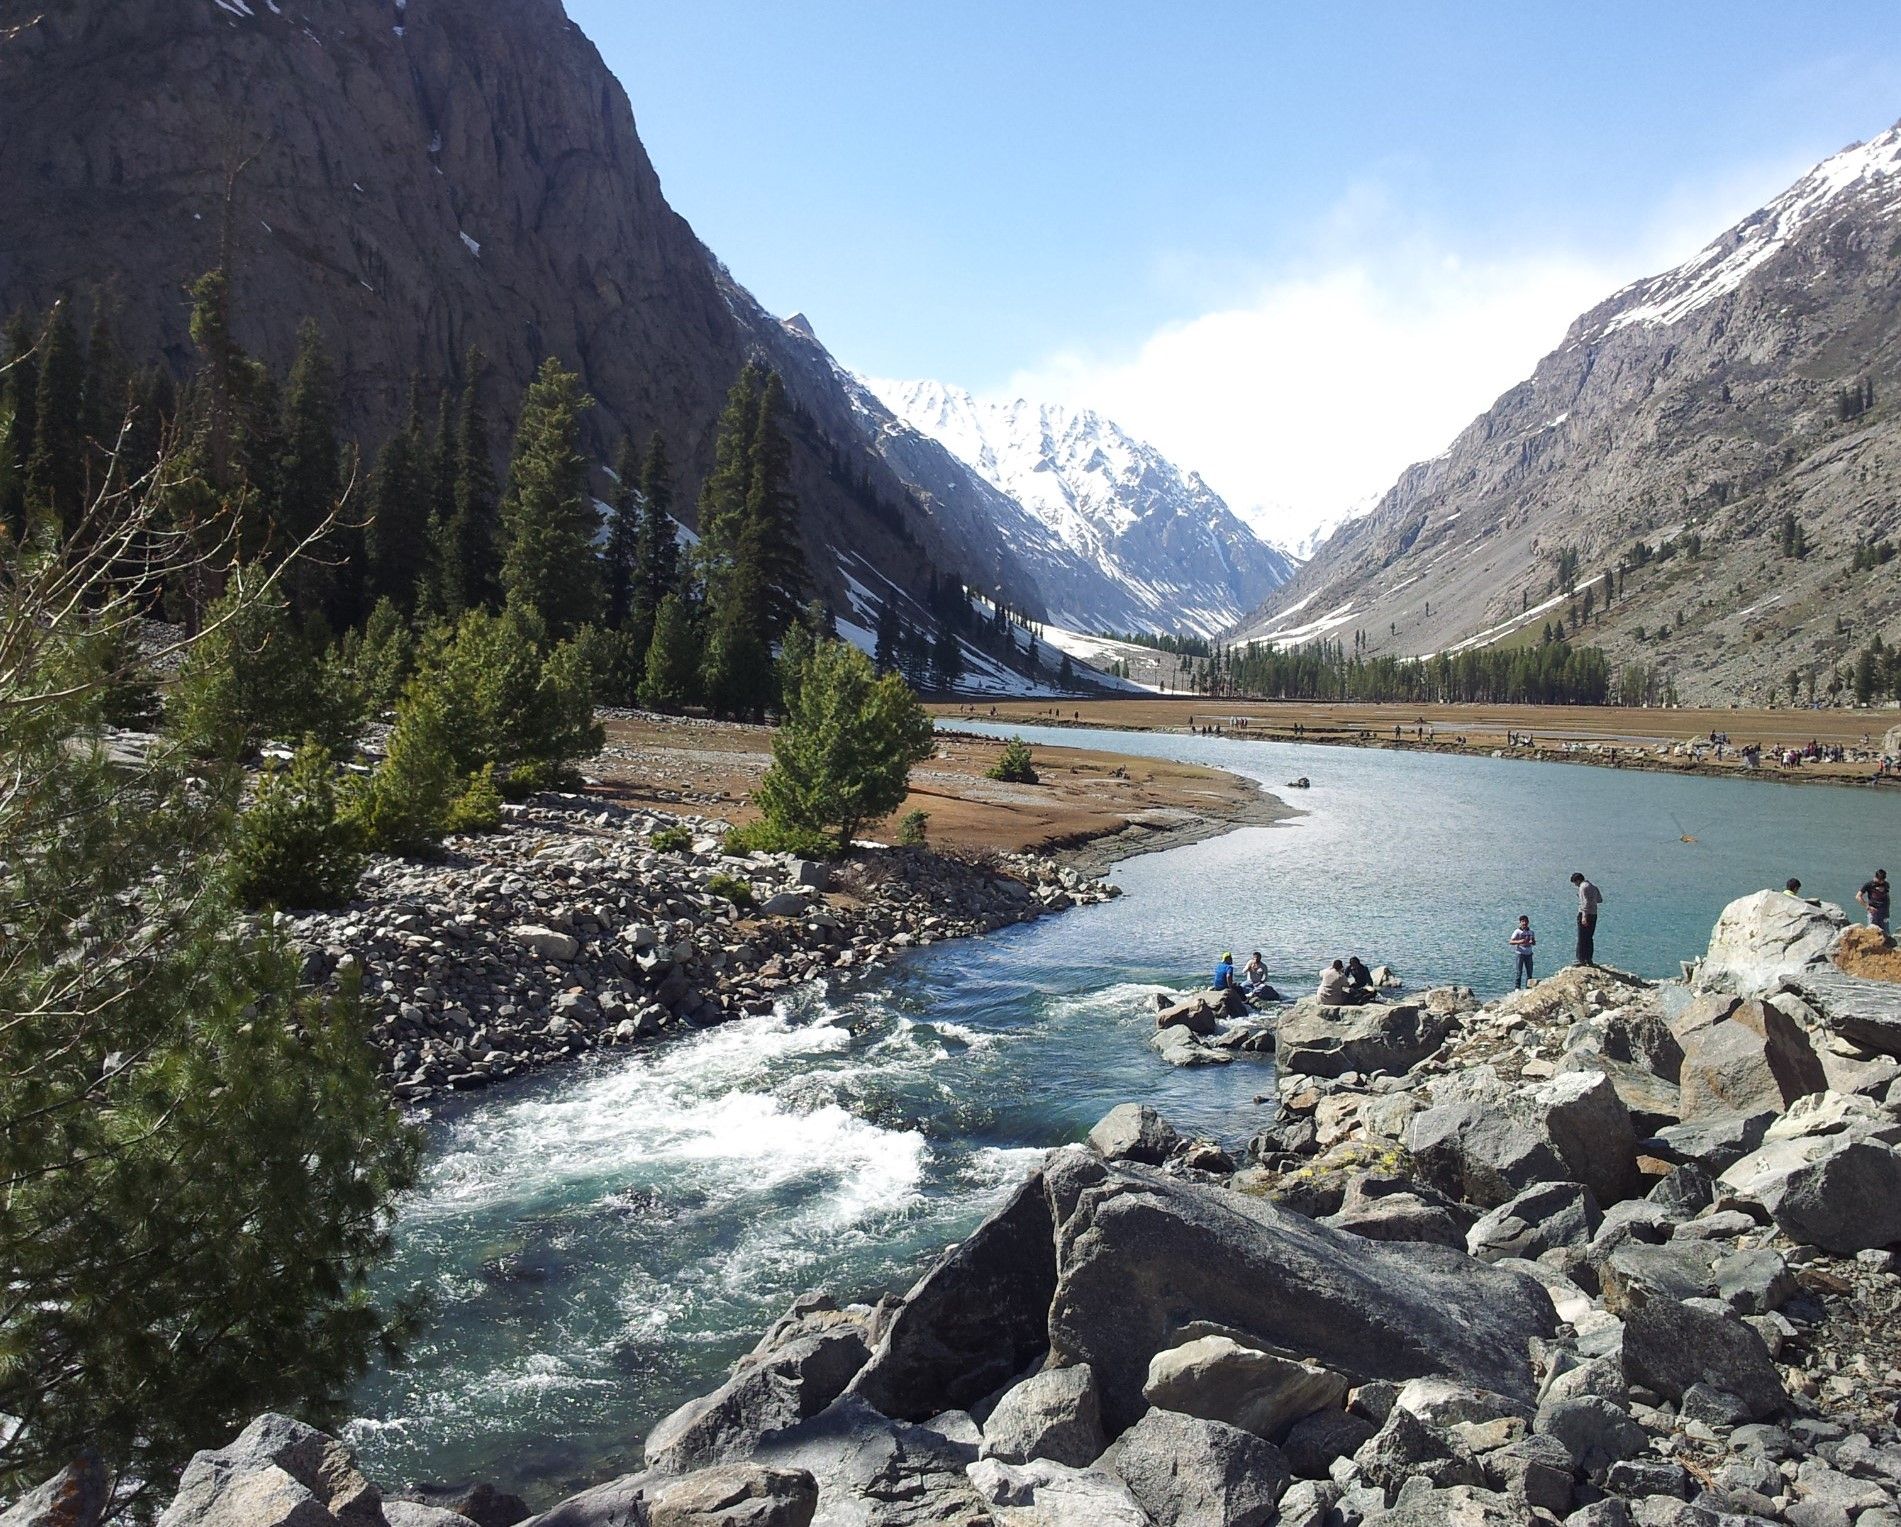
[1719,1131,1901,1254]
[1274,1002,1449,1080]
[976,1364,1103,1469]
[1696,891,1848,997]
[748,1396,989,1527]
[157,1416,382,1527]
[1142,1335,1349,1442]
[1151,1024,1232,1066]
[643,1302,872,1474]
[0,1453,108,1527]
[1045,1158,1558,1433]
[849,1166,1057,1421]
[645,1466,818,1527]
[1322,1176,1468,1250]
[1407,1070,1639,1209]
[1102,1408,1290,1527]
[1087,1104,1181,1166]
[1155,994,1223,1036]
[1465,1181,1600,1264]
[963,1457,1148,1524]
[1676,998,1826,1121]
[1793,971,1901,1059]
[1619,1292,1787,1422]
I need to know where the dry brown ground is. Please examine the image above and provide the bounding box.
[935,697,1901,786]
[1835,926,1901,982]
[585,712,1281,866]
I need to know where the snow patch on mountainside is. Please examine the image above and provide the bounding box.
[1601,124,1901,335]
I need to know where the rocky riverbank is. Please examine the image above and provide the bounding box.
[40,892,1901,1527]
[276,790,1118,1104]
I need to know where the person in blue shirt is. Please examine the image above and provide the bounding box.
[1510,915,1536,989]
[1212,952,1235,991]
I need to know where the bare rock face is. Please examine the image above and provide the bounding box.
[156,1415,382,1527]
[0,0,983,625]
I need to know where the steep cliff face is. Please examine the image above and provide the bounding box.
[1237,124,1901,703]
[0,0,960,617]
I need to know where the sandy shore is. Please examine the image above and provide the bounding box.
[935,697,1901,789]
[585,711,1291,873]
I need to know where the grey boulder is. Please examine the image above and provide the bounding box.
[1045,1160,1558,1433]
[848,1166,1056,1421]
[1720,1132,1901,1255]
[1103,1407,1291,1527]
[1676,998,1827,1121]
[1695,891,1848,997]
[1465,1181,1601,1264]
[645,1466,817,1527]
[748,1395,989,1527]
[1142,1334,1349,1441]
[157,1416,382,1527]
[1087,1104,1181,1166]
[643,1315,870,1474]
[1619,1291,1788,1422]
[1409,1070,1639,1209]
[1274,1002,1449,1080]
[977,1364,1103,1469]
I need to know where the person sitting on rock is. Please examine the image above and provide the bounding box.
[1316,960,1350,1005]
[1212,951,1235,992]
[1341,956,1375,1004]
[1240,951,1270,995]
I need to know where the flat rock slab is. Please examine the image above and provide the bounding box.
[1275,1002,1449,1079]
[1046,1158,1558,1433]
[1794,971,1901,1060]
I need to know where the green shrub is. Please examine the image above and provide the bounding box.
[723,818,839,860]
[332,597,415,720]
[443,764,504,834]
[572,621,643,707]
[987,736,1039,784]
[408,600,604,794]
[751,638,934,852]
[168,574,339,759]
[348,684,458,856]
[706,872,755,909]
[650,824,693,853]
[897,808,929,846]
[230,740,366,910]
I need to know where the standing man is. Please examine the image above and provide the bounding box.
[1510,916,1537,989]
[1860,869,1891,939]
[1571,872,1603,966]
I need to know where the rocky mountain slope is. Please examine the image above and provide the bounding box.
[1236,123,1901,705]
[879,380,1297,637]
[0,0,1042,658]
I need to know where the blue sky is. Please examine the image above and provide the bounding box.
[572,1,1901,543]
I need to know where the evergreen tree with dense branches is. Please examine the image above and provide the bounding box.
[603,435,641,631]
[25,304,84,536]
[500,357,600,637]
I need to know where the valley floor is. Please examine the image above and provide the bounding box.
[588,710,1288,869]
[936,698,1901,787]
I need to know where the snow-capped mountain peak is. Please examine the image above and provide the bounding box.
[1598,121,1901,336]
[870,378,1293,635]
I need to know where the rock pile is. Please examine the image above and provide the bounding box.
[279,791,1116,1102]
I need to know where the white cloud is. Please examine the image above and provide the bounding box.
[1000,160,1815,551]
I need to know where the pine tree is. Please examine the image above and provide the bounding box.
[932,621,963,690]
[443,347,501,615]
[742,370,806,639]
[631,430,679,652]
[500,357,600,637]
[417,390,459,618]
[25,304,85,535]
[874,593,902,674]
[275,319,344,620]
[640,591,699,713]
[363,413,431,612]
[603,435,641,630]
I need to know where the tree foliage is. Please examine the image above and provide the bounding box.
[749,638,933,851]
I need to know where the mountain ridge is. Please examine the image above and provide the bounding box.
[1234,120,1901,704]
